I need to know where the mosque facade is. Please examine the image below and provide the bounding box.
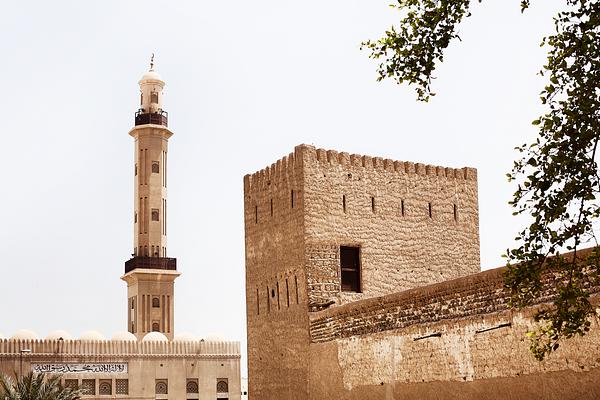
[0,62,241,400]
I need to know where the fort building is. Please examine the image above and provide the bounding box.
[0,61,241,400]
[244,144,600,400]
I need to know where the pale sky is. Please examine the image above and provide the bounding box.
[0,0,563,377]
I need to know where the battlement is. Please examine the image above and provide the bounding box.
[244,144,477,193]
[0,338,241,358]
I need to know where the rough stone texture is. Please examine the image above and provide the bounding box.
[244,144,481,400]
[244,146,311,400]
[302,145,480,306]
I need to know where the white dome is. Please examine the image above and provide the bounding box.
[173,332,198,342]
[204,333,225,342]
[140,69,163,83]
[0,332,5,340]
[111,331,137,342]
[142,332,169,342]
[46,330,72,340]
[11,329,39,340]
[79,331,106,341]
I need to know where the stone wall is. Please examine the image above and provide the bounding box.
[307,260,600,399]
[244,146,311,400]
[301,145,480,306]
[244,144,481,400]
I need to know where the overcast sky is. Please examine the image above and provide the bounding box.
[0,0,563,377]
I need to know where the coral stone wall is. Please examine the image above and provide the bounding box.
[244,144,481,400]
[307,261,600,400]
[301,145,480,307]
[244,146,311,400]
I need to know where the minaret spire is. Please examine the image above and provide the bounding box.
[122,61,179,341]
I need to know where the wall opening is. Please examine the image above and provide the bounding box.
[371,197,376,213]
[291,190,295,208]
[285,278,290,307]
[255,205,258,224]
[342,194,346,213]
[401,199,405,216]
[256,288,260,315]
[152,297,160,308]
[340,246,361,292]
[266,287,270,313]
[428,202,432,218]
[454,203,458,221]
[152,161,159,174]
[276,281,280,310]
[152,322,160,332]
[152,208,159,221]
[294,275,299,304]
[270,198,273,217]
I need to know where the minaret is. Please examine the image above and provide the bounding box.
[121,57,180,341]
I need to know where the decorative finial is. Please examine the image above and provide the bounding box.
[150,53,155,71]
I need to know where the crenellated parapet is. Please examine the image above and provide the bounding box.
[0,339,241,358]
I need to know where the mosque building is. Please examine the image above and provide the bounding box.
[0,60,241,400]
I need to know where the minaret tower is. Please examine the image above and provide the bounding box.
[121,57,180,341]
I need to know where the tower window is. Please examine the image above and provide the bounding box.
[428,202,433,218]
[134,213,137,223]
[270,199,273,216]
[99,380,112,395]
[401,199,405,216]
[342,195,346,213]
[186,379,199,394]
[152,161,159,173]
[151,92,159,104]
[152,322,160,332]
[152,209,160,221]
[116,379,128,395]
[140,93,143,106]
[291,190,295,208]
[155,380,168,394]
[152,297,160,308]
[135,164,138,176]
[340,246,361,292]
[371,197,376,213]
[454,204,458,221]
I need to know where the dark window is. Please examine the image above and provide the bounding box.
[342,195,346,213]
[155,380,168,394]
[152,161,159,173]
[428,202,432,218]
[151,92,159,104]
[401,200,405,216]
[140,93,143,106]
[270,199,273,216]
[291,190,294,208]
[81,379,95,395]
[371,197,376,213]
[454,204,458,221]
[340,246,361,292]
[152,209,159,221]
[152,297,160,308]
[135,164,138,176]
[152,322,160,332]
[186,379,198,394]
[216,379,228,393]
[99,380,112,395]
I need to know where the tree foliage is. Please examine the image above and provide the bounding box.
[0,372,81,400]
[363,0,600,360]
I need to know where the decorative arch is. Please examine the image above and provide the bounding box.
[186,379,198,394]
[155,380,168,394]
[216,379,228,393]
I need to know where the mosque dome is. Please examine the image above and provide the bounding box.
[205,333,225,342]
[46,330,72,340]
[79,331,106,341]
[173,332,198,342]
[142,332,169,342]
[111,331,137,342]
[11,329,39,340]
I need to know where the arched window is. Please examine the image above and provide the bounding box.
[155,380,168,394]
[186,380,198,394]
[216,379,228,393]
[151,92,159,104]
[152,297,160,308]
[99,380,112,395]
[152,322,160,332]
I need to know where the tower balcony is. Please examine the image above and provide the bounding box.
[134,109,168,127]
[125,256,177,274]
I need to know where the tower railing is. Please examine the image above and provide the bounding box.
[124,256,177,273]
[134,109,168,127]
